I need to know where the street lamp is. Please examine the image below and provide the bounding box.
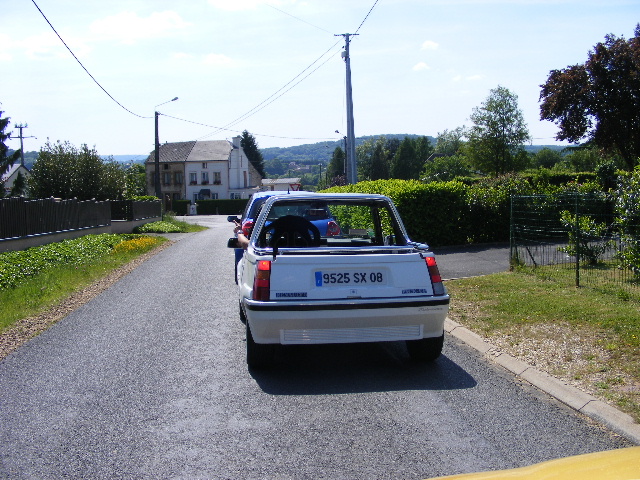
[154,97,179,199]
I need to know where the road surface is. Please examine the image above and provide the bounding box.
[0,216,631,479]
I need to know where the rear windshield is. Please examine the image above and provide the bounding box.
[255,199,407,248]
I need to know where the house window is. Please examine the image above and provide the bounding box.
[189,172,197,185]
[243,171,247,188]
[201,172,209,185]
[213,172,221,185]
[230,193,242,200]
[212,192,219,200]
[202,162,207,169]
[175,172,183,185]
[163,164,169,170]
[163,172,171,186]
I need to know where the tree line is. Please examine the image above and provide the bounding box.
[2,25,639,198]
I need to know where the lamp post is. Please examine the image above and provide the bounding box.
[154,97,179,199]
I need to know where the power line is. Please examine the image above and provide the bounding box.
[197,41,342,140]
[265,3,333,34]
[30,0,150,119]
[355,0,379,34]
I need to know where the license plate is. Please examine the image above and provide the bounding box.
[315,270,385,286]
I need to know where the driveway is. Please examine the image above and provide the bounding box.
[432,243,511,280]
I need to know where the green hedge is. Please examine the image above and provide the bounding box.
[324,180,469,246]
[193,199,248,215]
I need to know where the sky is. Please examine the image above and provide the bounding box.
[1,0,638,158]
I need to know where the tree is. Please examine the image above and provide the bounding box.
[326,146,345,185]
[540,25,640,170]
[467,85,531,176]
[421,154,472,182]
[533,147,563,169]
[240,130,266,177]
[1,110,21,197]
[9,171,27,197]
[390,137,417,179]
[435,127,466,156]
[125,163,147,198]
[29,140,126,200]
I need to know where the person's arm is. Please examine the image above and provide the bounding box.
[234,223,250,249]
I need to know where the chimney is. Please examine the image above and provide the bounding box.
[232,136,241,149]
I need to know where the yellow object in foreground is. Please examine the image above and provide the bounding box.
[426,447,640,480]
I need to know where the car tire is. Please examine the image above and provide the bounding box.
[246,322,274,369]
[406,333,444,362]
[239,301,246,324]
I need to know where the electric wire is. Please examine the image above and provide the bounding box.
[265,3,333,34]
[196,40,342,140]
[30,0,150,119]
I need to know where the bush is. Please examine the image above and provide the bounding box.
[133,221,182,234]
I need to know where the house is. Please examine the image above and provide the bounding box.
[145,137,262,203]
[261,177,302,191]
[1,164,30,196]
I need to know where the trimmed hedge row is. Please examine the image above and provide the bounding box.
[324,177,603,247]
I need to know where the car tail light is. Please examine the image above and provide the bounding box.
[253,260,271,300]
[326,220,341,236]
[425,256,445,296]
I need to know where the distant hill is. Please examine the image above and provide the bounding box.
[261,134,436,165]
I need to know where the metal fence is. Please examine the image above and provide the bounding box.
[510,194,639,297]
[110,200,161,221]
[0,197,112,241]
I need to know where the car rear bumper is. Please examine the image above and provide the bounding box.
[243,296,449,344]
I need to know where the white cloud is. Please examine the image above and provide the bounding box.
[421,40,439,51]
[412,62,430,71]
[90,11,190,45]
[21,31,91,60]
[207,0,290,11]
[202,53,234,67]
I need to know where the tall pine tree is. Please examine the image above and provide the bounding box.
[240,130,266,178]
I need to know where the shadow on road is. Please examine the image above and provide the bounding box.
[250,341,476,395]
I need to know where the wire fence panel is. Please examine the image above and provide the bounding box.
[510,194,639,298]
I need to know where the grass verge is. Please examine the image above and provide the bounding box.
[446,269,640,422]
[134,214,207,234]
[0,235,167,335]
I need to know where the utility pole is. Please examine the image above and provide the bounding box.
[336,33,358,184]
[154,97,179,199]
[13,124,35,167]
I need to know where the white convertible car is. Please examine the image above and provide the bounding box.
[228,192,450,369]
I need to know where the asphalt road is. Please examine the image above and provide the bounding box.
[0,216,631,479]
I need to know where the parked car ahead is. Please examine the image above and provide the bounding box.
[228,192,450,369]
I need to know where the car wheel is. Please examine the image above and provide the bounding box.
[406,334,444,362]
[246,322,274,369]
[239,301,246,324]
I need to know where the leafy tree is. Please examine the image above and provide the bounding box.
[326,146,345,184]
[29,140,126,200]
[264,157,286,176]
[533,147,563,169]
[390,137,417,179]
[421,154,472,182]
[540,25,640,170]
[125,163,147,198]
[369,140,389,180]
[467,85,531,176]
[240,130,266,177]
[1,110,21,197]
[435,127,466,156]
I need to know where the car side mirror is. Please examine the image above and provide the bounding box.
[227,237,240,248]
